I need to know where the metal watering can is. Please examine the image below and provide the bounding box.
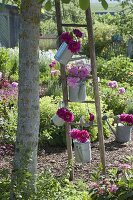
[102,115,132,143]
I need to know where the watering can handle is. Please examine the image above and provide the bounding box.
[102,115,116,137]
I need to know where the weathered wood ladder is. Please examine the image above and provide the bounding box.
[55,0,106,180]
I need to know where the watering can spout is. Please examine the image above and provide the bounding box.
[102,115,116,136]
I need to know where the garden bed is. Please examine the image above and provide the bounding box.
[0,134,133,183]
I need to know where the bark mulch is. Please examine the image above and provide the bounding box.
[0,134,133,183]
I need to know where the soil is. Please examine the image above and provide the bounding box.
[0,134,133,183]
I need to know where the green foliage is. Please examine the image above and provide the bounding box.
[101,79,133,115]
[40,96,99,147]
[97,56,133,86]
[82,21,117,58]
[0,103,17,143]
[0,47,19,80]
[90,156,133,200]
[0,48,11,75]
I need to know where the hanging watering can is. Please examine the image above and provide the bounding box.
[73,140,91,163]
[54,42,73,65]
[102,115,132,143]
[69,81,86,102]
[52,114,65,126]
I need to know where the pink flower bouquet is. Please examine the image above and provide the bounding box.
[56,107,74,122]
[118,114,133,126]
[69,129,90,143]
[60,29,84,53]
[67,62,91,88]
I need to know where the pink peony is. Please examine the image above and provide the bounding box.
[60,32,73,44]
[78,130,90,143]
[68,40,81,53]
[89,113,94,121]
[67,77,80,87]
[56,107,74,122]
[68,66,79,77]
[108,81,118,88]
[69,129,80,139]
[73,29,83,38]
[119,113,133,125]
[63,110,74,122]
[12,82,18,88]
[119,87,125,94]
[51,70,60,76]
[79,67,89,79]
[69,129,90,143]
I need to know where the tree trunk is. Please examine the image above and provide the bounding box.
[10,0,41,199]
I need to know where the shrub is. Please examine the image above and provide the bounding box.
[97,56,133,86]
[101,79,133,115]
[0,48,11,75]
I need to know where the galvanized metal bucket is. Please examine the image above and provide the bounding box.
[69,82,86,102]
[54,42,73,65]
[74,140,91,163]
[116,125,132,143]
[52,114,65,126]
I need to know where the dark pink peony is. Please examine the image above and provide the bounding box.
[119,113,133,125]
[73,29,83,38]
[56,107,74,122]
[69,129,80,140]
[60,32,73,44]
[68,40,81,53]
[89,113,94,121]
[78,130,90,143]
[69,129,90,143]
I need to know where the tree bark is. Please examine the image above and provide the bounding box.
[10,0,41,199]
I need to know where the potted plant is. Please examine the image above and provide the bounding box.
[67,62,91,102]
[69,129,91,163]
[116,113,133,143]
[52,107,74,126]
[54,29,84,65]
[80,112,94,127]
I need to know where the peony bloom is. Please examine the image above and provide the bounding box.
[67,77,80,88]
[56,107,74,122]
[69,129,80,140]
[119,87,125,94]
[68,40,81,53]
[109,184,118,193]
[63,110,74,122]
[119,113,133,125]
[68,66,79,77]
[51,70,60,76]
[78,130,90,143]
[108,80,118,88]
[79,67,89,79]
[89,113,94,121]
[60,32,73,44]
[12,82,18,88]
[73,29,83,38]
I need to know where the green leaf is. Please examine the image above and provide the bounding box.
[79,0,90,10]
[61,0,71,3]
[101,0,108,10]
[44,0,52,11]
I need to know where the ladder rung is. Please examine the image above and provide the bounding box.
[62,23,87,28]
[68,100,95,103]
[70,122,98,126]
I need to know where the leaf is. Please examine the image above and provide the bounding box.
[61,0,71,3]
[44,0,52,11]
[101,0,108,10]
[79,0,90,10]
[37,0,45,3]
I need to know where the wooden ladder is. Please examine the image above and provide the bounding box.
[54,0,106,180]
